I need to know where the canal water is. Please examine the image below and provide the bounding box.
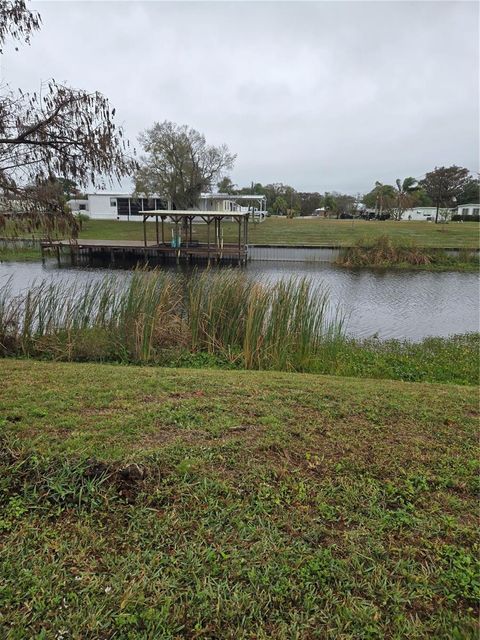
[0,260,478,341]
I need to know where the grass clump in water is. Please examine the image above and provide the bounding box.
[337,235,479,270]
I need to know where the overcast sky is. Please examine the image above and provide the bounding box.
[2,1,478,194]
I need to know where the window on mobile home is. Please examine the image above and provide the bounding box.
[117,198,130,216]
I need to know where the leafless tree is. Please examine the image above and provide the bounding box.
[0,1,136,238]
[0,0,40,52]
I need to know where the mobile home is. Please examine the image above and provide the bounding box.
[69,192,267,222]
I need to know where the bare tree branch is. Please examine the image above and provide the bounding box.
[0,0,41,52]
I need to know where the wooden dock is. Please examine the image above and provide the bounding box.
[41,210,250,267]
[41,238,248,267]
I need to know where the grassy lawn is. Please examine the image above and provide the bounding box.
[77,218,480,248]
[1,359,478,638]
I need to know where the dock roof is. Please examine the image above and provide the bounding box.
[143,210,250,218]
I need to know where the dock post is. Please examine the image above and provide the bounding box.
[244,217,248,265]
[207,218,211,265]
[237,216,241,266]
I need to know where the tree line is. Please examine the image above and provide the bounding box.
[216,177,359,219]
[215,168,479,221]
[129,89,478,222]
[362,169,479,222]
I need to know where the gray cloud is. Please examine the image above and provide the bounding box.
[2,0,478,193]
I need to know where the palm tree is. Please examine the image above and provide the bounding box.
[373,181,396,218]
[394,177,419,220]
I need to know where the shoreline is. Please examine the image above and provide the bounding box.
[1,244,478,272]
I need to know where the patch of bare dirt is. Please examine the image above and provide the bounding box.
[137,423,266,450]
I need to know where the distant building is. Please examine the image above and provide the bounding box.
[403,204,479,221]
[66,199,88,213]
[457,203,479,217]
[402,207,437,221]
[68,192,267,222]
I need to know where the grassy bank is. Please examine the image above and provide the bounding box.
[75,218,480,248]
[1,270,478,384]
[337,236,479,271]
[1,219,478,269]
[173,334,479,386]
[0,359,478,638]
[318,333,479,385]
[0,245,42,262]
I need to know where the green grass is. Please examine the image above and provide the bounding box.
[75,218,480,249]
[173,333,480,386]
[0,246,42,262]
[327,334,479,385]
[1,219,477,269]
[0,359,478,638]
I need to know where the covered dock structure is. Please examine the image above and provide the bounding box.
[42,210,250,267]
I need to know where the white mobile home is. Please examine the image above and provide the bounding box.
[66,198,88,213]
[86,193,167,219]
[402,207,437,221]
[70,192,267,222]
[403,204,480,221]
[457,203,479,217]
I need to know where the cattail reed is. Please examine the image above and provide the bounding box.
[0,269,344,372]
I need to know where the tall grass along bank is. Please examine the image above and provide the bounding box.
[0,269,343,372]
[337,235,479,270]
[0,269,478,384]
